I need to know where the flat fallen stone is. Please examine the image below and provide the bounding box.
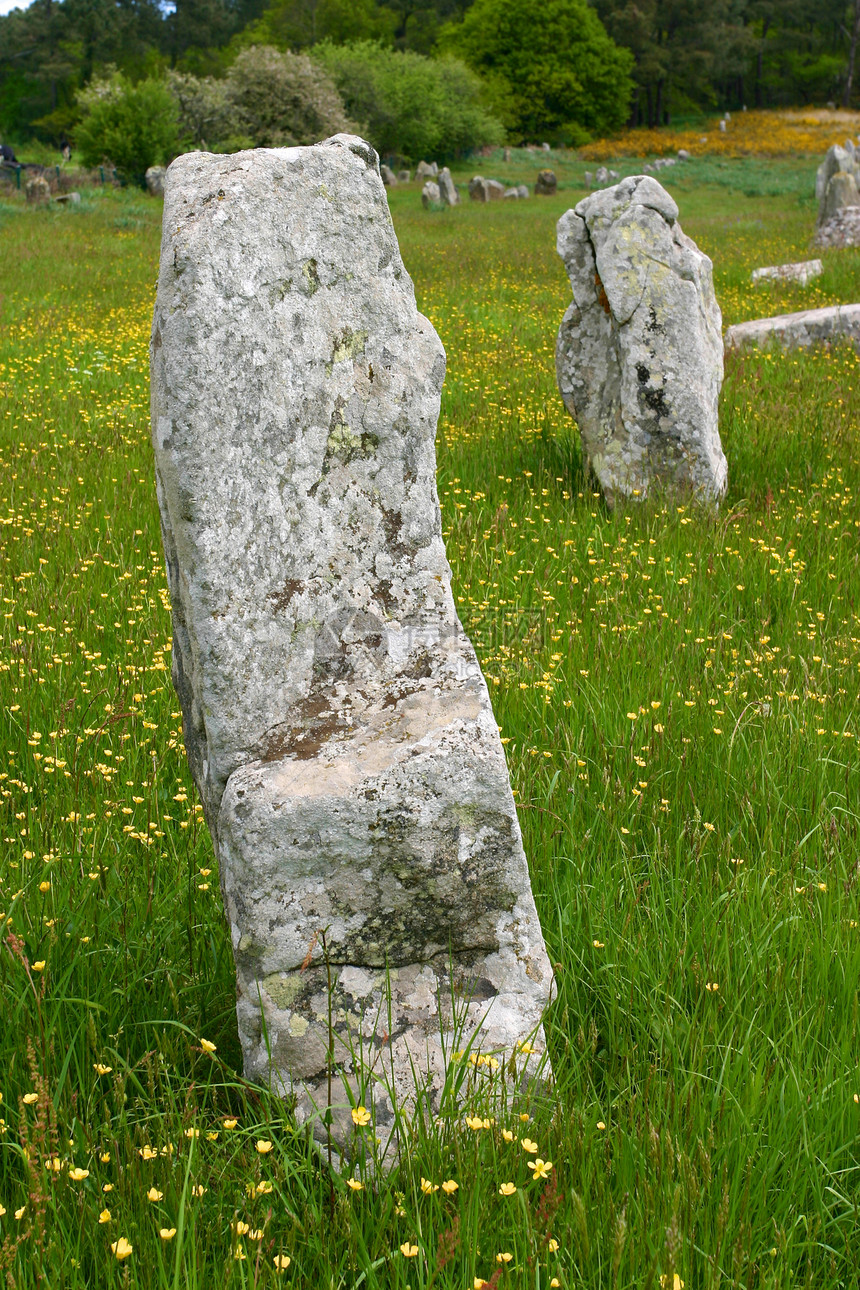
[751,259,823,286]
[151,136,553,1156]
[724,303,860,351]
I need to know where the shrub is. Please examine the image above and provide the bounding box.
[313,40,504,162]
[224,45,350,147]
[439,0,634,144]
[75,76,178,180]
[166,70,232,152]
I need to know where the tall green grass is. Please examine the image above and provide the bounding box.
[0,164,859,1287]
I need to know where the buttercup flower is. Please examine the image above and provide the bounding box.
[347,1179,363,1192]
[147,1187,163,1202]
[160,1228,177,1241]
[399,1243,419,1258]
[351,1106,371,1126]
[499,1182,517,1196]
[99,1209,111,1224]
[111,1238,133,1260]
[521,1138,538,1154]
[256,1139,274,1154]
[441,1179,458,1194]
[273,1255,291,1271]
[528,1158,553,1180]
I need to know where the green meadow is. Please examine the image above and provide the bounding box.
[1,152,860,1287]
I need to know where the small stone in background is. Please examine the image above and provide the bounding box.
[145,165,166,196]
[503,147,511,162]
[416,160,438,180]
[397,169,411,183]
[485,179,505,199]
[380,164,398,187]
[678,149,691,161]
[421,180,441,208]
[437,166,459,206]
[25,175,51,204]
[517,183,530,199]
[55,191,81,205]
[535,169,557,195]
[542,142,551,151]
[751,259,823,286]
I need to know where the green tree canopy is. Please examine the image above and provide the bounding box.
[439,0,634,143]
[313,39,503,160]
[74,74,178,179]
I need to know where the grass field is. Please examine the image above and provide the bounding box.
[1,151,860,1288]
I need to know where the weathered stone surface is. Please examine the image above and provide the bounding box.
[724,303,860,351]
[380,164,398,187]
[535,169,556,196]
[145,165,166,196]
[151,136,552,1154]
[415,160,438,180]
[421,180,440,208]
[815,206,860,248]
[437,166,459,206]
[555,175,726,507]
[816,144,856,204]
[820,170,859,223]
[470,176,504,202]
[751,259,823,286]
[25,175,51,204]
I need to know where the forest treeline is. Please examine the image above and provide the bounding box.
[1,0,859,161]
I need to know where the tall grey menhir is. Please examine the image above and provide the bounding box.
[556,176,727,507]
[150,135,552,1152]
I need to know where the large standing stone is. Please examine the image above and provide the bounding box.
[555,175,726,507]
[151,136,552,1155]
[437,166,459,206]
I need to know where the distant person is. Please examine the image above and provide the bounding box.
[0,143,18,165]
[60,138,71,162]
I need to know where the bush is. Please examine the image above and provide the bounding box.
[166,70,232,152]
[75,76,178,180]
[223,45,350,147]
[439,0,634,144]
[313,40,504,162]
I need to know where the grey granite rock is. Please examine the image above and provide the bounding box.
[421,180,440,208]
[724,303,860,351]
[555,175,727,507]
[145,165,166,196]
[751,259,823,286]
[380,164,398,187]
[415,160,438,180]
[437,166,459,206]
[151,136,552,1157]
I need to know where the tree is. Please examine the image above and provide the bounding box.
[313,39,504,160]
[75,74,178,177]
[223,44,350,146]
[235,0,397,51]
[439,0,634,144]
